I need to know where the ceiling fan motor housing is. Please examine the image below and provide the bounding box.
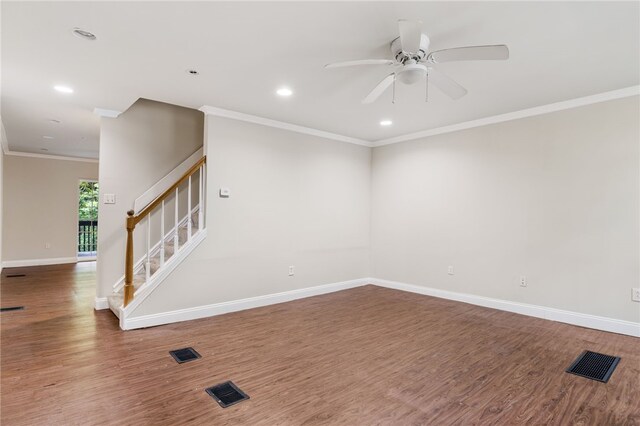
[391,33,430,63]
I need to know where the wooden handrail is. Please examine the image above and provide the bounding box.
[123,155,206,307]
[130,156,206,226]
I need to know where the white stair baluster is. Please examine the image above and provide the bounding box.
[145,215,151,282]
[174,188,179,251]
[187,175,192,240]
[160,200,165,267]
[198,166,204,232]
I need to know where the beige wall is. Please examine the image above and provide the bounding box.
[371,96,639,322]
[97,98,203,297]
[1,119,7,270]
[2,155,98,264]
[0,148,4,270]
[130,115,372,316]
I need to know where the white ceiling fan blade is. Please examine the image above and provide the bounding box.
[428,68,467,100]
[325,59,394,69]
[428,45,509,63]
[398,20,422,53]
[362,73,395,104]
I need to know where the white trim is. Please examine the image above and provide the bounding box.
[199,105,371,147]
[122,278,369,330]
[4,150,98,163]
[120,229,208,325]
[94,297,109,310]
[373,86,640,146]
[93,107,122,118]
[2,257,77,268]
[118,276,639,336]
[200,87,639,149]
[134,148,203,213]
[371,278,640,338]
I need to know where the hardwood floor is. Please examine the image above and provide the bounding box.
[1,263,639,425]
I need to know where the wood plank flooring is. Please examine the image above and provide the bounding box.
[1,263,639,425]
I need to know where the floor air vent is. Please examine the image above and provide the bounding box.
[566,350,620,383]
[0,306,25,312]
[206,381,250,408]
[169,347,201,363]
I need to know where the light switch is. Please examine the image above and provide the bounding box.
[103,193,116,204]
[219,188,230,198]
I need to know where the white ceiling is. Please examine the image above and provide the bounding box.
[2,1,639,159]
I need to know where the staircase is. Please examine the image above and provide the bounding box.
[107,155,207,327]
[108,208,201,316]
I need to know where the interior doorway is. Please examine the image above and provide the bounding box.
[78,180,99,261]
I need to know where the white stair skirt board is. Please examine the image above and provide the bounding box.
[2,257,77,268]
[112,205,199,293]
[119,229,207,328]
[121,278,370,330]
[94,297,109,310]
[370,278,640,338]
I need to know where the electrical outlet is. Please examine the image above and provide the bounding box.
[288,266,295,276]
[447,266,454,275]
[632,288,640,302]
[520,275,527,287]
[45,242,51,249]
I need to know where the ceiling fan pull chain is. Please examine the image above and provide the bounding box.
[425,72,429,102]
[392,74,396,104]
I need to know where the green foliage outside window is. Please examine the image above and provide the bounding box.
[79,181,99,220]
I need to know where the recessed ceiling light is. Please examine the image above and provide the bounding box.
[187,69,199,75]
[380,120,393,126]
[276,87,293,97]
[72,28,96,40]
[42,136,54,139]
[54,85,74,94]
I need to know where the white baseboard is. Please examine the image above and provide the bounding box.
[370,278,640,338]
[119,276,639,337]
[2,257,77,268]
[94,297,109,310]
[123,278,369,330]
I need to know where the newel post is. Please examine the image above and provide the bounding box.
[124,210,136,307]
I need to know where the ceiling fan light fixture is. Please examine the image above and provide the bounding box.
[398,62,427,85]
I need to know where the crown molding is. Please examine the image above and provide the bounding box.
[199,105,372,147]
[4,150,98,163]
[373,85,640,147]
[203,86,638,150]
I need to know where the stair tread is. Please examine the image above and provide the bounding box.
[107,294,123,318]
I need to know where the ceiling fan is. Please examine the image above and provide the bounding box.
[325,20,509,104]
